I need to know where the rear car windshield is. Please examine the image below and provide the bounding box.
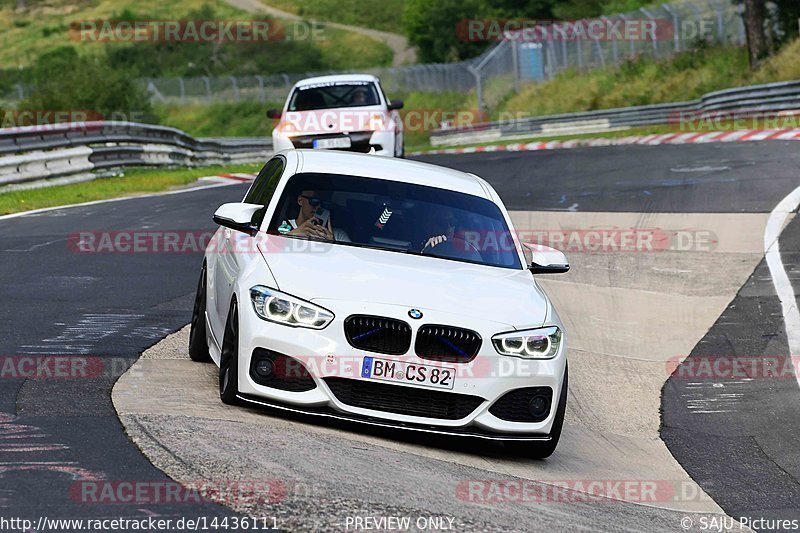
[288,82,381,111]
[268,172,523,270]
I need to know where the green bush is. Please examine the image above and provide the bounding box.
[21,47,154,122]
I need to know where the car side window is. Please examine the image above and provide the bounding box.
[245,157,285,225]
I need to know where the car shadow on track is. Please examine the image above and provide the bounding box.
[236,401,549,461]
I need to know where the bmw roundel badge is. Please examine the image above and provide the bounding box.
[408,309,423,319]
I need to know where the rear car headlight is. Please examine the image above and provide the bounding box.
[368,113,389,131]
[276,122,298,136]
[492,326,561,359]
[250,285,334,329]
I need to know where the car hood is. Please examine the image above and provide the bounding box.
[259,239,549,329]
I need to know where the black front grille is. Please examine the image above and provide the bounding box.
[249,349,317,392]
[324,377,485,420]
[415,325,482,363]
[344,315,411,355]
[489,387,553,422]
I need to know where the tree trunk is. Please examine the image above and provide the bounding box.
[743,0,770,69]
[16,0,27,10]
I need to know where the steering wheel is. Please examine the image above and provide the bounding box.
[421,237,482,261]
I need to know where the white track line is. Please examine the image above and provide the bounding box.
[764,185,800,389]
[0,175,253,222]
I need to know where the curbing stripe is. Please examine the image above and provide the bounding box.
[410,129,800,156]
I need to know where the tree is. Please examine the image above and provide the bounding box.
[743,0,769,69]
[22,47,153,122]
[403,0,485,63]
[773,0,800,43]
[402,0,557,63]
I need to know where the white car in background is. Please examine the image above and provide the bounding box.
[189,150,570,457]
[267,74,405,157]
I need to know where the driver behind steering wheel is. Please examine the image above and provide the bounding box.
[423,209,458,250]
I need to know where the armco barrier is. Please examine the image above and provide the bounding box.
[0,121,273,187]
[431,80,800,147]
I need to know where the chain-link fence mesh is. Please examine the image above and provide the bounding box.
[137,62,477,105]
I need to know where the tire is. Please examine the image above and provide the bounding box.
[505,363,568,459]
[219,298,241,405]
[188,265,212,363]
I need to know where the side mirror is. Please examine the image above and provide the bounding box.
[523,243,570,274]
[213,203,263,235]
[388,99,404,111]
[266,109,282,119]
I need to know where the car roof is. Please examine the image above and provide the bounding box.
[289,150,490,199]
[294,74,380,88]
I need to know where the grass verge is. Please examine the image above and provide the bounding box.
[500,40,800,118]
[0,163,261,216]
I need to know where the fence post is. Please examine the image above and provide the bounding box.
[603,16,619,64]
[202,76,211,101]
[255,76,265,103]
[468,65,483,113]
[511,38,520,92]
[714,0,725,44]
[229,76,240,102]
[661,4,680,52]
[593,37,605,68]
[639,8,659,55]
[737,4,746,45]
[178,77,186,104]
[619,14,635,56]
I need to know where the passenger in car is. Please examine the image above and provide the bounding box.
[279,190,350,242]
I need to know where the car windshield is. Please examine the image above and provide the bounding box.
[288,82,381,111]
[267,172,523,270]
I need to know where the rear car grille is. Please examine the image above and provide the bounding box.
[344,315,411,355]
[415,325,482,363]
[489,387,553,423]
[324,377,485,420]
[249,349,317,392]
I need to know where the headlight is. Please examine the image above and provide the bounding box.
[492,326,561,359]
[275,122,298,137]
[249,285,334,329]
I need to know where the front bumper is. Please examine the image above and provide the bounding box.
[273,130,396,156]
[236,300,567,437]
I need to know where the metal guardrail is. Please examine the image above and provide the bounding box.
[0,121,272,188]
[430,80,800,146]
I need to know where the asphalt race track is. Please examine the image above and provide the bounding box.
[1,142,799,531]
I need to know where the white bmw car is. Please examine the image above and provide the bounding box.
[189,150,570,457]
[267,74,405,158]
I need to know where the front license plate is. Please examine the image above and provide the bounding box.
[361,357,455,390]
[313,137,351,149]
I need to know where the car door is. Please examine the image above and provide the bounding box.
[210,156,286,340]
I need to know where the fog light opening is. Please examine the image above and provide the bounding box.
[254,358,275,380]
[528,395,550,419]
